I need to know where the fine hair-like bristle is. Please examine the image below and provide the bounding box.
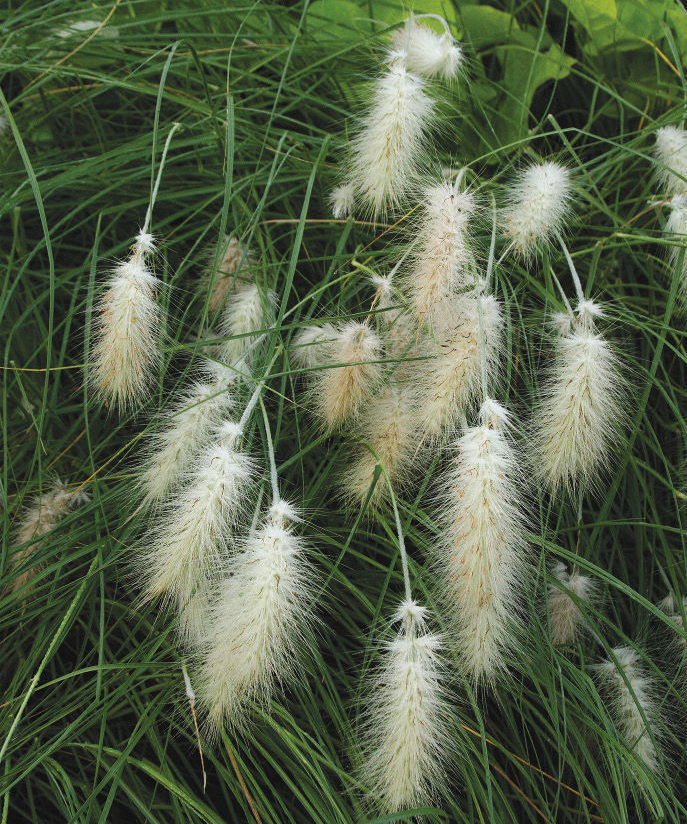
[664,195,687,302]
[309,321,382,429]
[215,282,275,366]
[406,182,476,321]
[290,323,337,371]
[390,18,463,80]
[89,241,161,412]
[197,500,318,735]
[137,420,253,646]
[138,374,235,506]
[502,161,571,257]
[10,479,89,595]
[413,293,502,438]
[343,380,417,507]
[358,599,453,811]
[548,561,596,645]
[594,646,661,774]
[654,125,687,195]
[203,234,255,315]
[533,302,625,493]
[329,182,355,219]
[350,54,434,215]
[435,400,528,681]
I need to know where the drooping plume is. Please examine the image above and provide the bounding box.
[654,125,687,195]
[138,420,253,646]
[436,400,528,680]
[309,321,382,429]
[406,182,476,321]
[594,647,661,773]
[414,293,501,438]
[391,17,462,80]
[203,234,254,315]
[350,51,434,215]
[198,500,318,734]
[89,232,161,411]
[533,301,625,493]
[216,283,275,366]
[359,599,452,811]
[10,479,88,594]
[502,162,571,258]
[343,380,417,507]
[138,372,235,505]
[548,561,596,645]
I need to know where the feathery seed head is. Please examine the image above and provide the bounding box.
[576,299,604,324]
[594,646,661,773]
[216,283,274,366]
[350,62,434,215]
[654,125,687,195]
[290,323,337,370]
[329,182,355,219]
[407,182,476,319]
[217,419,243,449]
[203,235,255,314]
[359,599,452,811]
[533,313,625,493]
[391,18,463,79]
[502,162,571,258]
[133,231,155,258]
[550,310,573,336]
[479,397,509,428]
[309,321,382,429]
[548,561,595,645]
[198,506,318,734]
[436,407,529,680]
[269,498,300,525]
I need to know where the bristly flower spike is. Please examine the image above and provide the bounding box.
[654,125,687,195]
[198,400,319,734]
[203,234,255,315]
[548,561,596,645]
[391,14,463,80]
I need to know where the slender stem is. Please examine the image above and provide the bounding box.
[141,122,182,236]
[239,381,264,431]
[453,166,467,194]
[259,397,280,505]
[485,195,497,289]
[473,258,488,404]
[549,266,574,317]
[413,12,451,36]
[557,232,585,306]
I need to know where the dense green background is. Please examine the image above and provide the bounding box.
[2,0,687,821]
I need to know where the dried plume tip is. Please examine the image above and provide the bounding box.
[390,16,463,80]
[89,231,161,412]
[406,181,476,320]
[198,500,318,734]
[137,420,253,647]
[654,125,687,195]
[502,162,572,258]
[350,50,434,215]
[343,379,417,507]
[203,234,255,315]
[359,598,453,812]
[216,283,275,366]
[10,479,89,595]
[436,398,529,681]
[594,647,661,773]
[533,301,626,493]
[414,292,501,438]
[548,561,596,646]
[309,321,382,430]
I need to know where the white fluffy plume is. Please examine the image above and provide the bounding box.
[548,561,596,645]
[654,125,687,195]
[290,323,337,370]
[197,500,318,734]
[343,380,417,507]
[436,400,528,681]
[138,373,235,505]
[406,182,476,320]
[359,599,452,811]
[309,321,382,429]
[89,233,161,411]
[138,420,253,646]
[10,479,88,594]
[390,17,462,79]
[203,234,254,314]
[534,302,625,493]
[502,162,571,257]
[329,182,355,219]
[594,647,661,773]
[664,195,687,300]
[350,53,434,215]
[414,293,501,438]
[216,282,274,366]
